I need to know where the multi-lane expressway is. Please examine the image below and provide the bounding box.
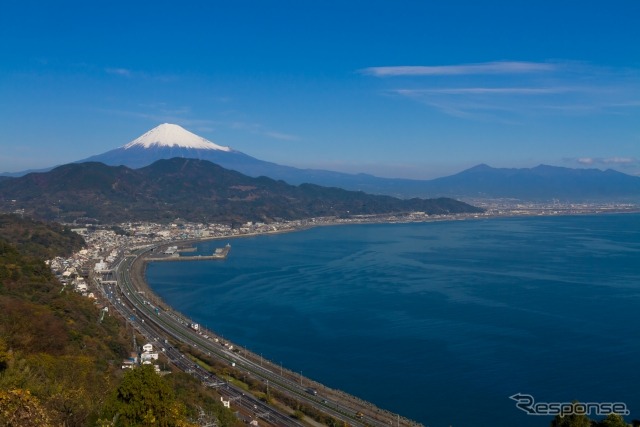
[103,245,411,427]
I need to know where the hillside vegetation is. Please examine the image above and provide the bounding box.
[0,158,483,224]
[0,214,241,426]
[0,214,84,259]
[0,228,128,425]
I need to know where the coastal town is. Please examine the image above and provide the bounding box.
[48,200,638,307]
[41,201,639,426]
[48,200,638,294]
[47,201,637,340]
[49,211,481,318]
[49,212,463,426]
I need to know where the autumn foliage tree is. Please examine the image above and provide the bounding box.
[1,215,244,427]
[102,364,196,427]
[0,388,53,427]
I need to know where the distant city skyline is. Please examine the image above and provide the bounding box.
[1,1,639,178]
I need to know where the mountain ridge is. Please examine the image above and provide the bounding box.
[0,158,482,223]
[3,124,639,201]
[422,163,640,200]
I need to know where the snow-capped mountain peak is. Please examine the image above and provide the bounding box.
[123,123,231,151]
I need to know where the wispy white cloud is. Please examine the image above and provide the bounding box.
[99,107,219,130]
[105,67,133,77]
[390,87,580,96]
[602,157,636,164]
[137,103,192,117]
[230,121,301,141]
[364,60,640,121]
[395,87,578,95]
[104,67,177,82]
[265,131,300,141]
[566,157,639,173]
[361,61,557,77]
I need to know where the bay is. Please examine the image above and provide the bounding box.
[147,214,640,427]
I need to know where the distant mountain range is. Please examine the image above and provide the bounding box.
[416,163,640,201]
[4,123,639,201]
[0,158,482,224]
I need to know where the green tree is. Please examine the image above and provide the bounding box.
[550,402,592,427]
[103,365,194,427]
[599,413,628,427]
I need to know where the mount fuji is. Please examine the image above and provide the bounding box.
[5,123,640,201]
[78,123,371,189]
[82,123,249,170]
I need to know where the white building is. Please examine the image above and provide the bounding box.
[141,351,159,361]
[75,280,88,293]
[94,260,109,273]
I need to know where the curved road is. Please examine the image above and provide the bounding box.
[105,245,416,427]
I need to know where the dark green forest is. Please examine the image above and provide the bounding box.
[0,158,483,224]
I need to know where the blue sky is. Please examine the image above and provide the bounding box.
[1,0,639,178]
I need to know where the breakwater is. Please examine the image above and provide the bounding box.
[146,243,230,262]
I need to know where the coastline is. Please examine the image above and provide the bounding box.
[128,208,640,425]
[133,207,640,333]
[129,224,423,426]
[137,205,640,258]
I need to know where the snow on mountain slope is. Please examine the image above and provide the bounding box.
[123,123,231,151]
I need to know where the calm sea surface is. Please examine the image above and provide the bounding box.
[147,214,640,427]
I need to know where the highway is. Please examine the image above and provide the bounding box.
[102,245,414,427]
[102,251,302,427]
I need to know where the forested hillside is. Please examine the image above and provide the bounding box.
[0,158,483,224]
[0,214,85,259]
[0,215,241,426]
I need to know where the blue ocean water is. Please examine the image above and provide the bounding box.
[147,214,640,427]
